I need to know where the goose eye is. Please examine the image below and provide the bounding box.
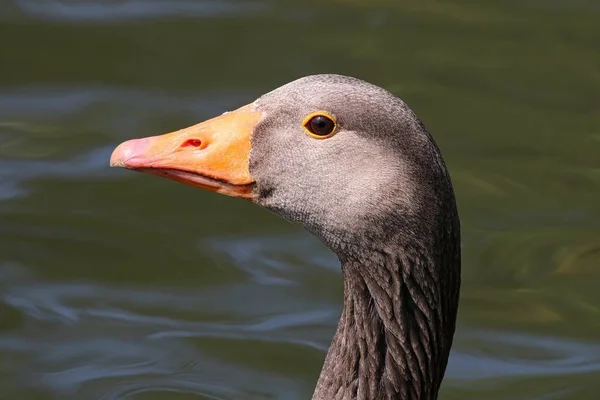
[302,113,337,139]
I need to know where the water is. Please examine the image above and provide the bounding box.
[1,0,599,398]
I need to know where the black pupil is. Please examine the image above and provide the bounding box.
[309,115,334,136]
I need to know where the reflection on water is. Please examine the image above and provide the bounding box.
[1,0,600,398]
[3,236,600,399]
[0,237,330,399]
[8,0,266,22]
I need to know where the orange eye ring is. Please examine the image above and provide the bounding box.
[302,112,338,139]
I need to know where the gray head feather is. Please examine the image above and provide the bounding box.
[248,74,460,400]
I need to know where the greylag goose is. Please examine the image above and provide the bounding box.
[110,74,461,400]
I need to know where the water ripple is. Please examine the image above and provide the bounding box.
[0,263,324,399]
[2,246,600,398]
[0,145,115,199]
[0,86,252,118]
[448,330,600,381]
[202,235,338,285]
[12,0,267,22]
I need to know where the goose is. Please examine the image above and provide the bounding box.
[110,74,461,400]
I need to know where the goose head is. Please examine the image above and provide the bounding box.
[110,74,460,399]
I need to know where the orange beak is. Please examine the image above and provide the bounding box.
[109,104,261,199]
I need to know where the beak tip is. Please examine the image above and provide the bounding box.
[109,138,151,168]
[109,159,124,168]
[109,143,128,168]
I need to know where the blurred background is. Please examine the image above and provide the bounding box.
[1,0,599,399]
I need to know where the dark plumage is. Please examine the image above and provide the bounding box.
[110,74,461,400]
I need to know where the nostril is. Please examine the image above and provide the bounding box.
[182,139,203,148]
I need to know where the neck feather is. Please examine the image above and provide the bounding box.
[312,237,460,400]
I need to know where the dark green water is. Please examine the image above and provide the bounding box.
[1,1,600,399]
